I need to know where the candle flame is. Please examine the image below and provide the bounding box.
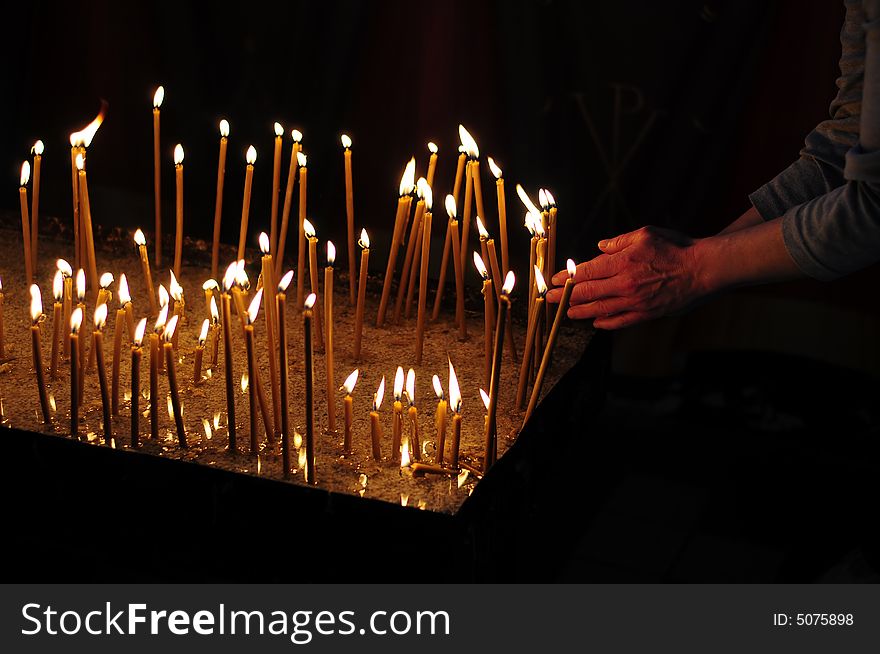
[445,194,457,219]
[473,251,488,280]
[567,258,577,277]
[209,296,219,323]
[393,366,404,401]
[223,262,237,292]
[202,279,219,291]
[277,270,294,293]
[405,368,416,406]
[259,231,270,254]
[241,373,249,393]
[458,124,480,159]
[516,184,541,216]
[247,289,263,325]
[487,156,502,179]
[53,271,64,302]
[29,284,42,323]
[70,101,108,148]
[458,469,470,488]
[246,145,257,165]
[32,140,44,156]
[341,368,359,395]
[99,272,114,290]
[532,214,546,238]
[358,228,370,249]
[134,318,147,346]
[203,418,212,440]
[155,304,169,332]
[538,188,548,211]
[158,284,169,308]
[448,359,461,413]
[399,157,416,197]
[20,161,30,186]
[70,307,83,333]
[167,394,174,419]
[153,85,164,108]
[545,189,556,207]
[274,121,284,137]
[76,269,86,301]
[219,119,230,138]
[524,212,536,236]
[75,153,84,171]
[304,292,317,310]
[293,431,302,448]
[432,374,444,400]
[427,141,438,154]
[327,240,336,265]
[476,215,489,239]
[341,134,352,149]
[57,258,73,277]
[198,318,210,345]
[423,181,433,212]
[291,129,303,143]
[134,228,147,247]
[480,388,490,411]
[373,376,386,411]
[163,314,178,341]
[118,274,131,305]
[214,412,222,429]
[415,177,427,200]
[401,438,411,468]
[94,302,108,330]
[297,151,307,167]
[235,260,249,289]
[534,266,547,296]
[303,218,316,239]
[173,144,184,166]
[400,493,409,506]
[502,270,516,295]
[49,393,56,412]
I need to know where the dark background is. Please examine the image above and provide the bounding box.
[3,0,880,581]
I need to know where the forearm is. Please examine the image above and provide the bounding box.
[717,205,764,235]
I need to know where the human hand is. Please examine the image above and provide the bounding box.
[545,225,707,329]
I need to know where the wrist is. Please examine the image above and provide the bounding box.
[690,237,724,296]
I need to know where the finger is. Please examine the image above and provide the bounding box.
[566,278,627,306]
[551,254,618,286]
[592,312,648,330]
[597,228,642,254]
[566,296,633,320]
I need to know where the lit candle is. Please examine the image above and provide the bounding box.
[325,241,336,432]
[87,273,113,372]
[259,232,280,437]
[431,194,456,322]
[546,189,558,297]
[169,271,185,351]
[202,279,218,322]
[448,359,462,469]
[163,315,187,448]
[245,289,265,455]
[341,368,358,453]
[270,122,284,257]
[71,101,106,270]
[405,181,432,320]
[19,161,34,285]
[209,296,220,368]
[237,146,257,261]
[341,134,357,305]
[194,318,209,385]
[276,129,302,279]
[134,229,159,316]
[30,140,43,273]
[173,144,185,279]
[449,198,467,341]
[452,146,467,211]
[377,158,416,327]
[353,229,370,361]
[391,366,404,462]
[152,85,164,267]
[370,376,386,461]
[69,135,82,272]
[277,270,294,477]
[296,151,309,305]
[93,303,111,443]
[69,307,83,438]
[487,157,509,277]
[415,184,433,365]
[303,293,317,483]
[432,375,447,465]
[150,304,168,440]
[221,263,238,452]
[120,273,135,340]
[111,275,131,415]
[405,368,420,462]
[426,141,438,188]
[131,318,147,447]
[516,267,545,410]
[304,219,324,350]
[485,271,515,471]
[29,285,51,426]
[50,271,63,380]
[211,119,229,281]
[75,269,86,403]
[474,252,495,387]
[458,125,481,268]
[57,260,73,360]
[393,177,426,324]
[76,157,98,297]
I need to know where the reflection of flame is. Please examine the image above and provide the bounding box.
[213,412,222,429]
[393,366,404,401]
[445,194,456,219]
[293,431,302,449]
[241,373,249,393]
[458,469,470,488]
[219,119,229,138]
[534,266,547,296]
[327,241,336,266]
[173,144,184,166]
[502,270,516,295]
[49,393,56,413]
[246,145,257,165]
[359,473,368,489]
[432,374,443,400]
[399,158,416,197]
[134,229,147,247]
[133,318,148,346]
[401,438,411,468]
[417,500,427,510]
[257,455,262,475]
[473,251,488,280]
[341,369,359,395]
[277,270,294,293]
[118,274,131,305]
[448,359,461,413]
[480,388,490,411]
[567,259,577,277]
[487,156,502,179]
[167,394,174,420]
[203,418,212,440]
[341,134,352,149]
[373,376,386,411]
[124,391,132,402]
[259,232,270,254]
[400,493,409,507]
[358,228,370,249]
[29,284,42,323]
[298,447,307,469]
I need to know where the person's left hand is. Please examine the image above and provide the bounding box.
[545,225,707,329]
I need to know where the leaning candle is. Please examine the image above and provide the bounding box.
[324,241,336,432]
[448,359,462,469]
[237,145,257,260]
[474,252,495,387]
[458,125,481,266]
[405,181,432,320]
[131,318,147,447]
[19,161,34,285]
[546,190,558,297]
[259,232,280,437]
[93,303,111,443]
[303,293,317,483]
[30,140,43,273]
[415,186,433,364]
[111,276,131,415]
[304,219,324,350]
[134,229,159,316]
[150,305,168,440]
[341,134,357,305]
[209,296,221,367]
[341,368,358,453]
[426,141,438,188]
[244,289,264,454]
[69,307,83,438]
[391,366,404,462]
[276,129,302,279]
[173,144,185,279]
[211,119,229,281]
[163,315,187,448]
[449,202,467,341]
[485,271,515,471]
[370,376,386,461]
[377,158,416,327]
[69,136,82,272]
[405,368,420,461]
[516,266,545,410]
[487,157,509,277]
[296,151,308,305]
[431,194,456,322]
[277,270,294,477]
[75,269,87,403]
[29,285,52,425]
[452,146,467,210]
[270,122,284,257]
[393,177,426,324]
[194,318,209,385]
[76,155,98,297]
[353,229,370,360]
[89,272,113,373]
[152,85,164,267]
[221,263,238,452]
[50,271,63,380]
[58,260,73,359]
[169,272,185,351]
[432,375,447,465]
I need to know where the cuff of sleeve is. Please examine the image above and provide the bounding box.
[780,209,840,281]
[748,157,827,221]
[844,144,880,182]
